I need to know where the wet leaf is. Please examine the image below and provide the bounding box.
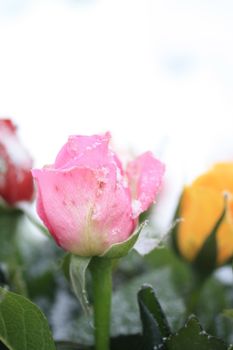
[0,287,55,350]
[165,315,229,350]
[138,284,171,350]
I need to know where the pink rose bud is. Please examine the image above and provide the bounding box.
[0,119,34,205]
[32,132,165,256]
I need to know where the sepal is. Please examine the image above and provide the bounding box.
[101,222,146,259]
[192,194,227,277]
[69,255,91,316]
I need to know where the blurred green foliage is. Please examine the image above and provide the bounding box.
[0,208,232,349]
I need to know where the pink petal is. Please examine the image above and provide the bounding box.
[32,162,134,256]
[91,162,135,247]
[32,167,99,255]
[54,132,111,169]
[126,152,165,218]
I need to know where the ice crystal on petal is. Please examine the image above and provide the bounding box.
[111,228,120,236]
[132,199,142,218]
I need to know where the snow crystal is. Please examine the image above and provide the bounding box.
[132,199,142,218]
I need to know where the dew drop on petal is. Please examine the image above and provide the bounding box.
[116,167,122,183]
[111,228,120,237]
[96,167,109,183]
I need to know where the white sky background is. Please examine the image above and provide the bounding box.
[1,0,233,230]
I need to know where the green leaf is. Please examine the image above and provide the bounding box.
[61,253,71,281]
[138,284,171,337]
[139,205,154,224]
[72,266,185,344]
[0,287,55,350]
[138,284,171,349]
[192,272,233,344]
[0,340,8,349]
[101,222,146,259]
[192,195,227,277]
[165,315,229,350]
[69,255,91,316]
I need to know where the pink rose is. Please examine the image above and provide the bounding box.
[0,119,34,205]
[32,132,165,256]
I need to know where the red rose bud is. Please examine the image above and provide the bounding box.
[0,119,34,205]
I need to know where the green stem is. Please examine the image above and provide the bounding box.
[90,257,112,350]
[186,285,202,315]
[186,268,207,315]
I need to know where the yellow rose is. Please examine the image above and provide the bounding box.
[177,163,233,266]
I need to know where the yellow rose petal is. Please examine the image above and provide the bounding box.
[194,163,233,194]
[178,162,233,266]
[178,185,224,262]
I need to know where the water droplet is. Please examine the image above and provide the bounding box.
[116,167,122,182]
[96,167,109,183]
[111,228,120,237]
[199,330,207,335]
[84,141,102,152]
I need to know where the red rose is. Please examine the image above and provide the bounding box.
[0,119,33,205]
